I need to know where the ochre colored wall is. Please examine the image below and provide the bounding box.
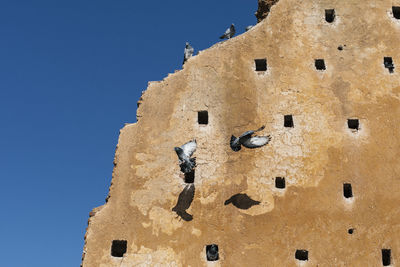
[82,0,400,266]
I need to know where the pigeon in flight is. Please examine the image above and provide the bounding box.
[224,193,260,210]
[174,140,197,173]
[206,244,219,261]
[230,125,271,152]
[183,42,194,65]
[245,25,254,31]
[172,184,195,221]
[219,23,236,40]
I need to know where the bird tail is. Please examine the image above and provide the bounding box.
[219,34,226,39]
[255,125,265,132]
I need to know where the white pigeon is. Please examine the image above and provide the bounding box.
[230,126,271,152]
[245,25,254,31]
[183,42,194,65]
[174,140,197,173]
[220,23,236,39]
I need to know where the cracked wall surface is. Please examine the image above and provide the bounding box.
[82,0,400,266]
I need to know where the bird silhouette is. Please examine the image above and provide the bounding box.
[172,184,195,221]
[224,193,260,209]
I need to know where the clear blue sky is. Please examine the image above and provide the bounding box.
[0,1,256,266]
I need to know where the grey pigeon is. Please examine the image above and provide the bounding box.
[183,42,194,65]
[174,139,197,173]
[224,193,260,209]
[172,184,195,221]
[245,25,254,31]
[206,244,219,261]
[230,125,271,152]
[219,23,236,39]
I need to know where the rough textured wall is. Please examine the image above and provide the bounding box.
[82,0,400,266]
[255,0,279,22]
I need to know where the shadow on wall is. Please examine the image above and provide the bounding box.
[224,193,260,209]
[172,184,195,221]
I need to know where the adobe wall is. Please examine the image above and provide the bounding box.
[82,0,400,266]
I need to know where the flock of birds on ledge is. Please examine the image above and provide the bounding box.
[172,126,272,221]
[183,23,253,65]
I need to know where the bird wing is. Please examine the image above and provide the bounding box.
[241,135,271,148]
[238,130,254,139]
[225,27,231,35]
[181,140,197,157]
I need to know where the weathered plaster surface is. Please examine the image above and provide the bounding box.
[82,0,400,265]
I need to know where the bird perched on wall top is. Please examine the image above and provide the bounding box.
[219,23,236,39]
[183,42,194,65]
[174,139,197,173]
[230,125,271,151]
[245,25,254,31]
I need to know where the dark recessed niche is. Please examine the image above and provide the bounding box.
[382,249,391,266]
[393,6,400,19]
[111,240,127,257]
[384,57,395,73]
[295,250,309,261]
[275,177,286,189]
[284,115,294,128]
[184,170,195,183]
[325,9,335,23]
[348,228,354,234]
[198,110,208,125]
[206,244,219,261]
[347,119,359,130]
[315,59,326,70]
[343,183,353,198]
[255,58,267,71]
[338,45,343,51]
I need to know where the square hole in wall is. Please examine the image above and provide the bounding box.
[275,177,286,189]
[343,183,353,198]
[315,59,326,70]
[384,57,394,73]
[325,9,335,23]
[347,119,359,130]
[382,249,391,266]
[184,170,195,183]
[393,6,400,19]
[198,110,208,125]
[255,59,267,71]
[295,250,309,261]
[111,240,127,257]
[284,115,294,128]
[206,244,219,261]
